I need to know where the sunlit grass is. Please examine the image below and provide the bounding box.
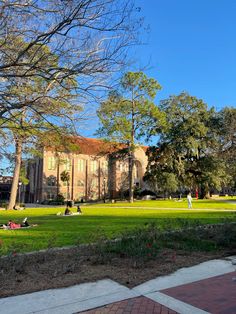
[0,198,235,254]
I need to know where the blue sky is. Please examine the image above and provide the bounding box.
[2,1,236,174]
[83,0,236,138]
[132,0,236,110]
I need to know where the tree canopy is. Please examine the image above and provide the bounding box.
[145,92,230,198]
[97,71,164,201]
[218,107,236,190]
[0,0,139,119]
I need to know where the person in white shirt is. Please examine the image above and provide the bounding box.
[187,192,192,209]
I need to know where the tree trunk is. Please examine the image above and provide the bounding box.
[128,92,135,203]
[8,139,23,209]
[199,184,211,199]
[56,160,60,197]
[67,182,70,200]
[128,149,134,203]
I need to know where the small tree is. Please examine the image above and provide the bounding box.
[60,171,70,201]
[3,38,79,209]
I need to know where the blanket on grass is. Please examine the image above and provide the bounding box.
[56,212,82,216]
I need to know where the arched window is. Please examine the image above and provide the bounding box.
[47,176,56,186]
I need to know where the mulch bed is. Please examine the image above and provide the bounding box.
[0,244,228,298]
[1,222,235,298]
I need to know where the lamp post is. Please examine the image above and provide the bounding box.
[18,181,22,204]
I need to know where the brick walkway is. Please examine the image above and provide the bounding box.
[162,271,236,314]
[79,271,236,314]
[80,296,178,314]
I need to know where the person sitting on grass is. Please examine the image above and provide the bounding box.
[77,205,82,214]
[13,204,25,210]
[64,207,72,215]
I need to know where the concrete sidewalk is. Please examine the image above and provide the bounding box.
[0,257,235,314]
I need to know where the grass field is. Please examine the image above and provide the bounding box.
[0,198,235,255]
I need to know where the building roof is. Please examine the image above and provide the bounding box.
[72,137,121,155]
[46,137,148,156]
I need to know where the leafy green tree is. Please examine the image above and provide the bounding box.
[144,145,179,198]
[97,71,164,202]
[2,38,79,209]
[218,107,236,191]
[146,92,228,198]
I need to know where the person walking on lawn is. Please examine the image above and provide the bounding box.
[187,192,192,209]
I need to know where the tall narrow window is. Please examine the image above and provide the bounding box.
[48,157,56,170]
[102,160,108,171]
[90,160,97,172]
[64,158,71,171]
[133,164,137,179]
[78,159,85,172]
[91,178,98,187]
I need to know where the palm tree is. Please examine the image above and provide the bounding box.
[60,170,70,200]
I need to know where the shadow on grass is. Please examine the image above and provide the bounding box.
[0,208,236,255]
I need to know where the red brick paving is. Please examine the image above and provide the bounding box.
[162,271,236,314]
[79,296,178,314]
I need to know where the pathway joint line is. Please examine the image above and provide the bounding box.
[146,291,210,314]
[133,259,236,294]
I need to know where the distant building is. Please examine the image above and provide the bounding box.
[0,176,13,201]
[25,138,148,203]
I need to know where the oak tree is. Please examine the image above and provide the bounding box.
[145,92,229,198]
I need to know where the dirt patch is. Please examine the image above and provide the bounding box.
[0,245,228,298]
[1,223,236,298]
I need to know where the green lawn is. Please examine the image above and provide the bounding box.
[0,198,235,255]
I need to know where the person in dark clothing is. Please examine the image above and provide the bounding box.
[77,205,82,214]
[67,200,73,208]
[21,217,29,227]
[64,207,72,215]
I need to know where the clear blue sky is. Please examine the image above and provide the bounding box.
[133,0,236,111]
[2,1,236,174]
[82,0,236,138]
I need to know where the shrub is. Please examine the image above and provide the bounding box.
[91,221,236,265]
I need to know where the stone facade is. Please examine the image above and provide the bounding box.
[25,138,148,203]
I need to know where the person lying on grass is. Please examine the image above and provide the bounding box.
[0,218,37,229]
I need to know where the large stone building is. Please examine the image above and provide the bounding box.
[25,138,148,203]
[0,176,13,201]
